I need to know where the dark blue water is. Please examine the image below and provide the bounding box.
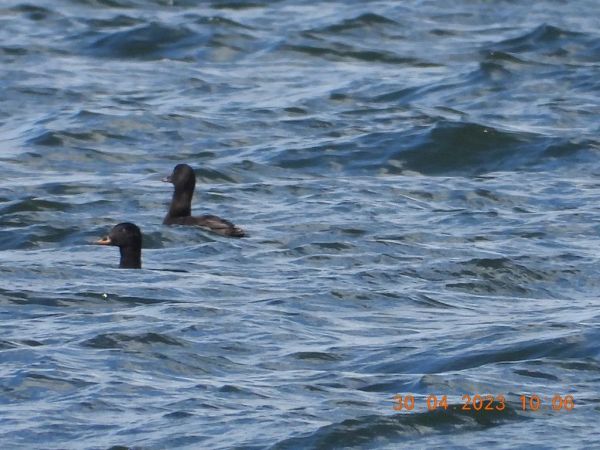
[1,1,599,448]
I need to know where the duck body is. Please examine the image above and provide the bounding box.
[163,164,245,237]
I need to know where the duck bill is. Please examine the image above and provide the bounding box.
[95,236,112,245]
[161,175,172,183]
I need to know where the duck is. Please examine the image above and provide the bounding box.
[95,222,142,269]
[162,163,245,237]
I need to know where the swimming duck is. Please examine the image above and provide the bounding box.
[162,164,245,237]
[95,222,142,269]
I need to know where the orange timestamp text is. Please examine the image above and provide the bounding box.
[392,393,575,412]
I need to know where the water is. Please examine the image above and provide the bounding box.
[1,0,599,448]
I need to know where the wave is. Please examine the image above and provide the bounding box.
[82,332,185,349]
[83,16,258,61]
[488,23,600,63]
[86,22,198,59]
[277,11,436,66]
[9,4,57,21]
[280,43,433,66]
[272,404,521,449]
[271,120,590,176]
[386,121,545,175]
[317,13,400,34]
